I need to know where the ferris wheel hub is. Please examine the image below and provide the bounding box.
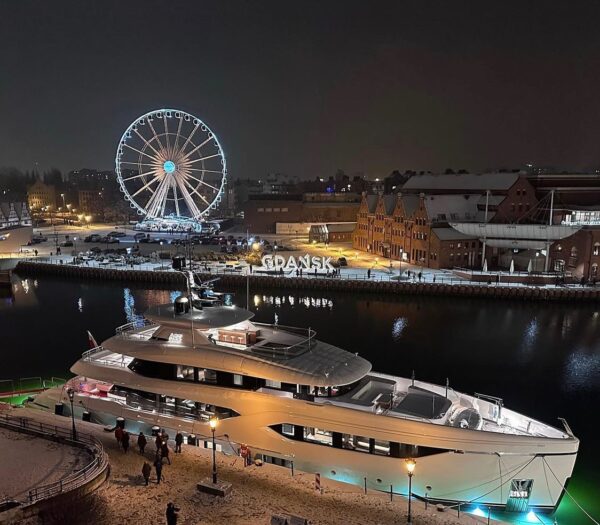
[163,160,176,174]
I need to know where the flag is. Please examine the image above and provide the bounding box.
[87,330,98,349]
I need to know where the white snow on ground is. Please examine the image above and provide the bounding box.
[7,406,506,525]
[0,427,91,501]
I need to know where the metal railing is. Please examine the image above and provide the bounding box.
[0,413,108,505]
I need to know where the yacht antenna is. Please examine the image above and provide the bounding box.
[246,271,250,311]
[411,370,415,386]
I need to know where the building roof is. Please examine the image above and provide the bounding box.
[382,194,397,215]
[432,227,477,241]
[399,194,420,216]
[424,195,480,222]
[365,194,378,213]
[403,172,520,192]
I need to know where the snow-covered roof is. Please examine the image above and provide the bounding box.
[403,172,520,192]
[365,194,378,213]
[432,227,477,241]
[424,195,479,222]
[399,194,420,216]
[382,195,397,215]
[326,223,356,233]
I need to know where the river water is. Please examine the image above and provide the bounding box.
[1,274,598,524]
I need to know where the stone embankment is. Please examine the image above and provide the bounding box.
[16,261,600,302]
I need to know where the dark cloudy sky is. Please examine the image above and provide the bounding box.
[2,1,600,179]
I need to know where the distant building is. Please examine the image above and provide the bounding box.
[27,180,56,210]
[243,193,361,233]
[0,202,31,229]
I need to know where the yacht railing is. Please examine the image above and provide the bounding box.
[81,346,131,368]
[115,318,154,335]
[81,346,105,361]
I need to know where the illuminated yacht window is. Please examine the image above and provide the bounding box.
[233,374,243,386]
[265,379,281,389]
[176,365,194,380]
[304,427,332,446]
[168,333,183,343]
[282,424,295,437]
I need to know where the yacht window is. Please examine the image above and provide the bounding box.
[282,424,295,437]
[233,374,244,386]
[265,379,281,389]
[373,439,390,456]
[304,427,332,446]
[177,365,195,381]
[168,333,183,344]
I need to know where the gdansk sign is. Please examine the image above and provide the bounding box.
[261,254,334,271]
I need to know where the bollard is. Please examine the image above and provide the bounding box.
[364,477,367,494]
[291,460,294,477]
[390,484,393,502]
[457,503,460,518]
[487,506,491,525]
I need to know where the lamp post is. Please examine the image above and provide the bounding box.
[67,388,77,441]
[210,418,218,483]
[405,458,416,524]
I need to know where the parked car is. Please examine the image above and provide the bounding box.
[134,233,147,241]
[100,236,120,244]
[84,234,102,242]
[108,231,127,238]
[60,241,74,247]
[89,247,102,254]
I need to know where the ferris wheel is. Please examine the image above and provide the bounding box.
[115,109,227,221]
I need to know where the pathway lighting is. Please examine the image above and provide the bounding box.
[405,458,416,524]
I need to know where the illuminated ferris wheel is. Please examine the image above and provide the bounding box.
[115,108,227,221]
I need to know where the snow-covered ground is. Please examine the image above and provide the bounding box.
[0,426,91,501]
[6,406,505,525]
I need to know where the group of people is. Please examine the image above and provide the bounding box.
[114,426,132,453]
[139,429,185,485]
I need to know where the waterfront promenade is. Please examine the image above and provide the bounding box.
[3,405,506,525]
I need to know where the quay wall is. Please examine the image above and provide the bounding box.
[15,261,600,302]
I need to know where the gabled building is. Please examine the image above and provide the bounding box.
[0,202,32,229]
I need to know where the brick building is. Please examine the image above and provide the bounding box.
[352,193,480,270]
[27,180,56,211]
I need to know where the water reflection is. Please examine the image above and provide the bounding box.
[252,294,334,310]
[563,350,600,392]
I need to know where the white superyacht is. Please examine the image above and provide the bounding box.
[33,274,578,513]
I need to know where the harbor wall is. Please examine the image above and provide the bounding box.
[15,261,600,302]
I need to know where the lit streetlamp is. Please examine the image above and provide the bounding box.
[210,418,218,483]
[67,387,77,441]
[405,458,416,524]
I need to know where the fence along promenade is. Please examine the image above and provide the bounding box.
[0,412,109,506]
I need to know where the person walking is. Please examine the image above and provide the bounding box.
[166,502,180,525]
[367,268,371,279]
[122,431,130,453]
[161,441,171,464]
[138,432,147,455]
[174,432,183,454]
[142,461,152,486]
[154,456,163,484]
[115,426,124,448]
[155,433,162,451]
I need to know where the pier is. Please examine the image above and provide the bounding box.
[15,260,600,302]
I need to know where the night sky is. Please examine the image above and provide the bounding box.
[2,1,600,178]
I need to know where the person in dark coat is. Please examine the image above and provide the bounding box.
[155,433,162,451]
[115,426,123,448]
[154,457,163,484]
[174,432,183,453]
[142,461,152,486]
[138,432,147,455]
[122,431,130,453]
[161,441,171,464]
[166,502,180,525]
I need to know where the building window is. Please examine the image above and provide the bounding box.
[281,208,288,212]
[257,208,264,212]
[594,243,600,256]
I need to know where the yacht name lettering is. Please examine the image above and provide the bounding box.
[261,254,334,270]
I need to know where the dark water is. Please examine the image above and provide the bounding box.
[1,275,599,524]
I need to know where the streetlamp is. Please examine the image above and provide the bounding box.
[60,193,66,209]
[67,388,77,441]
[405,458,416,524]
[209,418,218,483]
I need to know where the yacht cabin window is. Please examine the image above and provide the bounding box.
[177,365,195,381]
[233,374,244,386]
[265,379,282,389]
[304,427,332,446]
